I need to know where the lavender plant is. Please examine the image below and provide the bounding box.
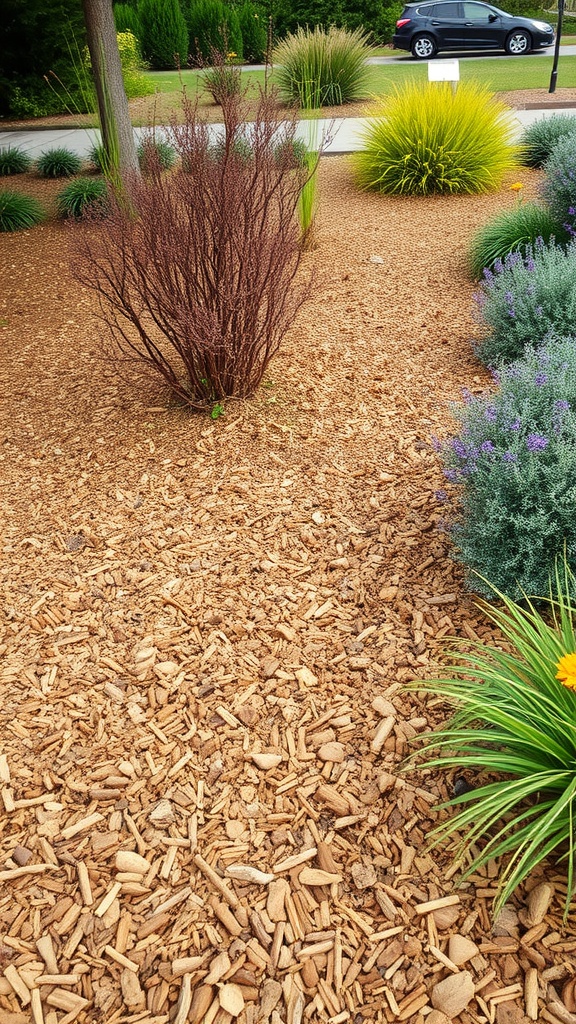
[475,239,576,366]
[437,337,576,600]
[541,134,576,242]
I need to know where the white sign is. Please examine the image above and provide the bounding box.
[427,59,460,81]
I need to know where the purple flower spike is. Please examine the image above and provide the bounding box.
[534,372,548,386]
[526,433,549,452]
[481,441,495,454]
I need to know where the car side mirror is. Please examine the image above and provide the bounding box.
[488,13,497,20]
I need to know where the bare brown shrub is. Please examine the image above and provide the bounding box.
[74,90,313,410]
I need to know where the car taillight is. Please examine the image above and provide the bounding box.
[396,17,411,26]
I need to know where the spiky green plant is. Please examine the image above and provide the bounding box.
[355,81,518,196]
[519,114,576,168]
[36,147,83,178]
[410,560,576,919]
[137,138,177,173]
[0,190,45,231]
[469,199,561,279]
[56,178,108,219]
[273,26,371,108]
[89,142,107,174]
[0,148,32,176]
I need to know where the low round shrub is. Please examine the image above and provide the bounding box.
[88,143,107,173]
[437,336,576,601]
[36,147,83,178]
[273,26,370,107]
[137,138,177,173]
[0,147,32,176]
[541,133,576,240]
[0,190,45,231]
[56,178,108,219]
[355,82,517,195]
[468,199,561,279]
[475,239,576,366]
[519,113,576,168]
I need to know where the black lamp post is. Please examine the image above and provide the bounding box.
[549,0,565,93]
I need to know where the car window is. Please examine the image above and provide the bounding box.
[462,2,494,20]
[432,2,462,15]
[415,4,436,14]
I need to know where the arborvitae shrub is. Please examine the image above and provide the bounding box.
[237,2,268,63]
[139,0,189,69]
[113,3,142,39]
[188,0,243,63]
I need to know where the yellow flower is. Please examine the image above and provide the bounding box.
[510,182,523,191]
[556,652,576,691]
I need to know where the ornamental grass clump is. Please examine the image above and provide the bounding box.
[0,190,45,231]
[541,134,576,241]
[72,90,313,411]
[519,113,576,168]
[475,239,576,366]
[0,147,32,176]
[468,197,560,280]
[437,337,576,601]
[137,138,177,174]
[410,560,576,918]
[355,82,517,196]
[56,178,109,219]
[36,147,83,178]
[273,26,370,108]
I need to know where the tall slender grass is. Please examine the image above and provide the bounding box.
[273,26,370,108]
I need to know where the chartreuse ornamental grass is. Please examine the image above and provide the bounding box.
[355,81,518,196]
[410,561,576,919]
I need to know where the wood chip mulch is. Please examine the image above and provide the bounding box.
[1,158,576,1024]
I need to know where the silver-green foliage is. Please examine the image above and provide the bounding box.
[468,200,561,279]
[273,26,370,107]
[541,134,576,240]
[410,560,576,918]
[475,239,576,366]
[355,82,517,196]
[519,113,576,168]
[438,337,576,600]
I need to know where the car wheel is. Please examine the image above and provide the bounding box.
[505,29,531,54]
[411,34,437,58]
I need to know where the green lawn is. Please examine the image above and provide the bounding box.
[140,52,576,123]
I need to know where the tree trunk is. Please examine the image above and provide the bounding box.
[82,0,140,183]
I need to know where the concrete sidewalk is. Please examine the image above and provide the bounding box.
[1,106,576,157]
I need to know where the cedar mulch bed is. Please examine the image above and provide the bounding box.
[1,154,576,1024]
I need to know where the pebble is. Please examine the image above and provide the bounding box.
[317,741,345,762]
[526,881,554,926]
[447,934,479,966]
[431,970,475,1018]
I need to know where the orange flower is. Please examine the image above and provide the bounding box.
[556,652,576,691]
[510,182,523,191]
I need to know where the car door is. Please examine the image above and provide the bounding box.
[461,2,504,48]
[427,1,467,48]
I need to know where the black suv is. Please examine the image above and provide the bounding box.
[393,1,554,58]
